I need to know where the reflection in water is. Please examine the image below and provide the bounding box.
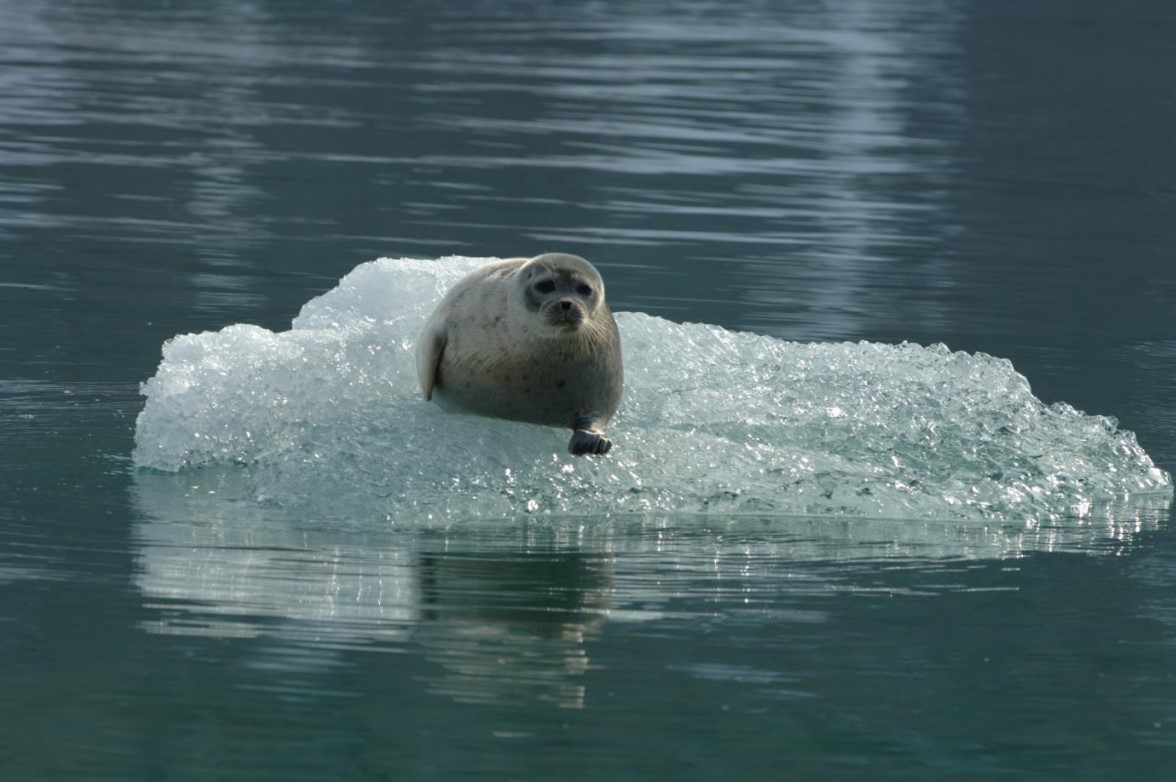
[137,530,418,645]
[176,1,276,282]
[416,551,611,708]
[397,1,968,340]
[737,1,964,341]
[0,0,362,317]
[3,0,1176,777]
[132,470,614,707]
[131,467,1168,708]
[1,0,970,338]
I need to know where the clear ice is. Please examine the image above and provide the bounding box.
[133,256,1172,523]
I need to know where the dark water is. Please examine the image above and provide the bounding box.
[3,0,1176,778]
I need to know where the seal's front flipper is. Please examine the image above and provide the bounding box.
[416,324,446,402]
[569,429,612,456]
[569,411,612,455]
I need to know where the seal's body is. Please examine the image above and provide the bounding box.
[416,253,623,455]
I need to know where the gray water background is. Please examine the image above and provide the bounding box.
[3,0,1176,779]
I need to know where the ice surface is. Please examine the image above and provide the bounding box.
[133,256,1172,524]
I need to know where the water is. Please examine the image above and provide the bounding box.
[3,0,1176,779]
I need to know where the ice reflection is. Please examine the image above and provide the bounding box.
[131,468,1168,707]
[132,471,613,708]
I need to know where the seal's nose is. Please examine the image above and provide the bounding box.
[559,299,573,311]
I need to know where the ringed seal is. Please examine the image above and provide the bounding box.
[416,253,623,455]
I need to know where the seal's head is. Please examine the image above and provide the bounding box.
[517,253,607,333]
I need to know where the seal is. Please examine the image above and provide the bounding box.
[416,253,623,455]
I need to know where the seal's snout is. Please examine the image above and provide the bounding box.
[542,297,585,328]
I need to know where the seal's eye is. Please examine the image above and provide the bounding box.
[576,284,593,296]
[535,280,556,294]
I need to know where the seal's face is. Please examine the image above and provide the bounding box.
[519,254,605,333]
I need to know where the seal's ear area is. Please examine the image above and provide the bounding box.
[416,325,446,401]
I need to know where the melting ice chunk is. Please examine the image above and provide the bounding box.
[133,256,1172,522]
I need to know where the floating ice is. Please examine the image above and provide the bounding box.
[133,256,1171,523]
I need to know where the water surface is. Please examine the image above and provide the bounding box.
[3,0,1176,779]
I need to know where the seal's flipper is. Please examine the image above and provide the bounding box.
[569,429,612,456]
[416,325,446,401]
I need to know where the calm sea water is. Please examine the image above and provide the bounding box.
[3,0,1176,779]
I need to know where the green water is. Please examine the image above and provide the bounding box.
[3,1,1176,779]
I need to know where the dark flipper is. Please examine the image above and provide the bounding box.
[569,411,613,456]
[569,429,612,456]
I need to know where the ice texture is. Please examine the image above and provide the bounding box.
[133,256,1172,523]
